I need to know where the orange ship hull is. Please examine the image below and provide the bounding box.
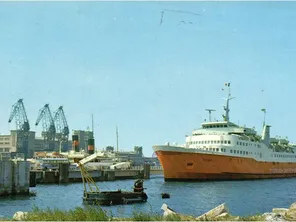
[155,150,296,181]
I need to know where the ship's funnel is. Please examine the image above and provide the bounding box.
[261,125,271,145]
[72,135,79,152]
[87,138,95,155]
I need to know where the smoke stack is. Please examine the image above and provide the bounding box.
[88,138,95,154]
[72,135,79,152]
[261,125,271,145]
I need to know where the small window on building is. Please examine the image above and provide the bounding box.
[228,141,231,144]
[234,150,236,154]
[230,150,233,153]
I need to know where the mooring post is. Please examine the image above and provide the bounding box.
[59,163,70,183]
[143,163,150,179]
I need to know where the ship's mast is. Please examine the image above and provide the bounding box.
[261,108,266,126]
[222,82,235,122]
[205,109,216,122]
[116,126,119,153]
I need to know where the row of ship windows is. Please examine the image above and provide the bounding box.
[188,140,261,148]
[199,147,296,159]
[188,140,231,145]
[236,141,261,148]
[203,148,227,152]
[230,150,259,156]
[273,154,296,158]
[203,125,228,128]
[201,147,258,156]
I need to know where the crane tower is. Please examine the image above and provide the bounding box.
[35,104,56,151]
[53,106,69,152]
[8,99,30,160]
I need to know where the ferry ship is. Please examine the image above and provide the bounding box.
[153,83,296,181]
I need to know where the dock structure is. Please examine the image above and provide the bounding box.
[31,164,161,184]
[0,153,31,196]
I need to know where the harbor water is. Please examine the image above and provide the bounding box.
[1,175,296,219]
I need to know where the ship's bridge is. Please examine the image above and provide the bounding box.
[201,121,236,129]
[191,121,257,136]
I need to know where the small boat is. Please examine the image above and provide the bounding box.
[79,152,148,206]
[83,179,148,205]
[161,193,170,199]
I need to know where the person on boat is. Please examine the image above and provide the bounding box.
[133,179,144,192]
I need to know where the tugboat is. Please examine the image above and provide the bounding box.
[78,152,148,205]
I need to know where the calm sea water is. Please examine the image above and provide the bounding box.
[1,175,296,219]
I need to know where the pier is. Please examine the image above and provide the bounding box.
[31,164,162,184]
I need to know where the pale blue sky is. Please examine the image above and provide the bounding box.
[1,2,296,156]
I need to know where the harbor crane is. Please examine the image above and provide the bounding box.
[8,99,30,160]
[53,106,69,152]
[35,104,56,151]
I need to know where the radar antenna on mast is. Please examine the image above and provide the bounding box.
[205,109,216,122]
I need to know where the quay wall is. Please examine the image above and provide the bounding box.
[0,161,13,195]
[13,161,30,194]
[0,160,30,196]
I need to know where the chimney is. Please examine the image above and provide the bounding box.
[87,138,95,154]
[72,135,79,152]
[261,125,271,145]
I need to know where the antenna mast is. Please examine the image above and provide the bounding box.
[116,126,119,153]
[261,108,266,126]
[222,82,235,122]
[92,114,94,136]
[205,109,216,122]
